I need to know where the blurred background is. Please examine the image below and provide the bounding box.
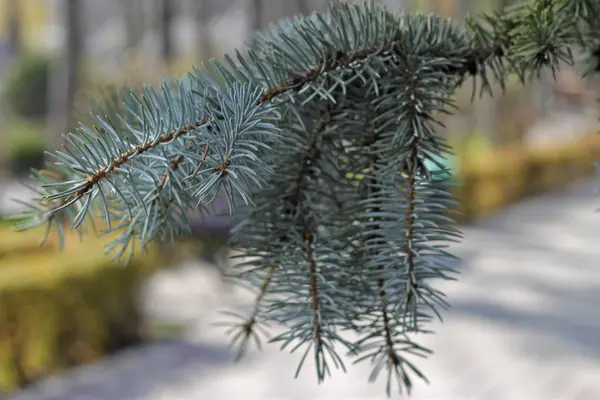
[0,1,599,399]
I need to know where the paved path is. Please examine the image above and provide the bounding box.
[8,177,600,400]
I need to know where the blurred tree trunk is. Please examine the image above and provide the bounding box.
[194,0,212,60]
[296,0,310,15]
[46,0,82,153]
[246,0,263,47]
[123,0,144,50]
[6,0,21,57]
[160,0,175,64]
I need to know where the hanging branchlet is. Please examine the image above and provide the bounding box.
[216,264,276,361]
[224,96,359,384]
[357,116,425,397]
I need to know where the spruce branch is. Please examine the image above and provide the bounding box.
[9,0,600,396]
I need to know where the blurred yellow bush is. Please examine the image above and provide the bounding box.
[457,131,600,221]
[0,223,166,392]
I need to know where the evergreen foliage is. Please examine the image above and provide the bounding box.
[7,0,600,396]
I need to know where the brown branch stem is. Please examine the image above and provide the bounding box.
[403,162,417,308]
[75,118,207,200]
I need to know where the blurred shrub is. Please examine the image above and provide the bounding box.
[454,132,494,158]
[457,131,600,221]
[0,223,166,392]
[2,53,52,119]
[3,119,46,176]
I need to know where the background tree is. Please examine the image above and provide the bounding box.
[194,0,213,61]
[296,0,311,16]
[159,0,175,65]
[246,0,263,47]
[122,0,145,51]
[9,0,600,397]
[5,0,21,58]
[46,0,82,152]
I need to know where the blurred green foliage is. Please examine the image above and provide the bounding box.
[456,132,600,221]
[2,52,52,119]
[1,117,46,175]
[448,131,494,159]
[0,222,167,392]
